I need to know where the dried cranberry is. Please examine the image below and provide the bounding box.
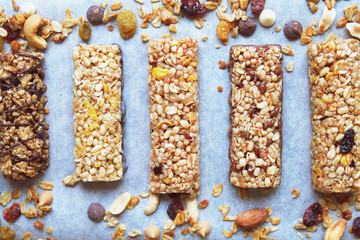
[352,217,360,237]
[251,0,266,14]
[167,199,184,220]
[303,202,322,227]
[153,166,163,175]
[259,81,266,94]
[181,0,207,18]
[3,202,21,223]
[3,22,20,43]
[340,129,355,154]
[184,133,191,140]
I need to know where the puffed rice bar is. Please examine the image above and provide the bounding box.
[0,52,49,180]
[309,38,360,193]
[148,37,200,194]
[72,44,124,182]
[228,45,283,188]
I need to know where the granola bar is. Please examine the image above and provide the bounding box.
[72,44,124,182]
[228,45,283,188]
[309,38,360,193]
[0,53,49,180]
[148,37,200,194]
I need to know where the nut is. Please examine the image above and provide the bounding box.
[235,208,269,229]
[109,192,131,215]
[319,6,336,33]
[20,2,36,18]
[270,217,280,225]
[259,9,276,27]
[38,191,53,207]
[87,5,105,25]
[212,183,223,197]
[145,224,161,240]
[88,203,106,222]
[185,194,198,222]
[24,14,47,49]
[284,20,303,40]
[323,219,346,240]
[286,61,295,72]
[196,221,211,238]
[238,17,257,36]
[346,23,360,39]
[34,220,44,230]
[144,193,160,215]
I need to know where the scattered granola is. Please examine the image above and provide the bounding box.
[34,220,44,230]
[212,183,223,197]
[217,86,223,92]
[286,61,295,72]
[198,199,209,209]
[292,189,300,199]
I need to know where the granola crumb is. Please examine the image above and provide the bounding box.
[217,86,223,92]
[297,232,303,239]
[202,36,208,41]
[168,24,177,33]
[286,61,295,72]
[141,33,150,42]
[218,60,227,69]
[305,233,310,238]
[275,25,281,32]
[216,44,220,49]
[34,220,44,231]
[12,0,19,11]
[292,189,300,199]
[139,193,149,198]
[270,217,280,225]
[107,25,114,31]
[46,226,53,234]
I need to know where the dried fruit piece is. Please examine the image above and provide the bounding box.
[238,17,257,36]
[352,217,360,237]
[181,0,207,18]
[79,22,91,41]
[88,203,106,222]
[3,202,21,223]
[319,6,336,33]
[0,226,15,240]
[324,219,346,240]
[340,129,355,153]
[110,192,131,215]
[235,208,269,229]
[303,202,322,227]
[3,22,20,43]
[251,0,265,14]
[284,20,303,40]
[198,199,209,209]
[117,9,137,39]
[87,5,105,25]
[167,199,184,220]
[216,21,230,41]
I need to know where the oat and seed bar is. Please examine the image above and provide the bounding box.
[309,38,360,193]
[72,44,124,182]
[228,45,283,188]
[0,52,49,180]
[148,37,200,194]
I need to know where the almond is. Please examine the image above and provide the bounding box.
[323,219,346,240]
[109,192,131,215]
[235,208,269,229]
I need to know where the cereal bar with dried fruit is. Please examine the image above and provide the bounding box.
[308,37,360,193]
[228,45,283,188]
[72,44,124,182]
[0,52,49,180]
[148,37,200,194]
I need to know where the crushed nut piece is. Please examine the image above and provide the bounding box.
[286,61,295,72]
[46,226,53,234]
[202,36,208,41]
[219,205,230,217]
[291,189,300,199]
[271,217,280,225]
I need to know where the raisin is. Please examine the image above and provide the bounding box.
[270,106,279,118]
[263,119,275,130]
[303,202,322,227]
[3,22,20,43]
[79,22,91,41]
[3,202,21,223]
[0,226,15,240]
[153,166,163,175]
[236,82,244,89]
[184,133,191,140]
[117,9,137,39]
[180,0,207,18]
[340,129,355,154]
[167,199,184,220]
[259,81,266,94]
[352,217,360,237]
[216,21,230,40]
[251,0,266,14]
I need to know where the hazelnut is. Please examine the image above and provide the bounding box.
[86,5,105,25]
[284,20,303,40]
[87,203,106,222]
[196,221,211,237]
[238,17,257,36]
[144,224,161,240]
[259,9,276,27]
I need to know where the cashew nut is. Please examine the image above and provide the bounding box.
[24,14,47,49]
[38,191,53,207]
[196,221,211,238]
[185,194,199,222]
[144,193,160,215]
